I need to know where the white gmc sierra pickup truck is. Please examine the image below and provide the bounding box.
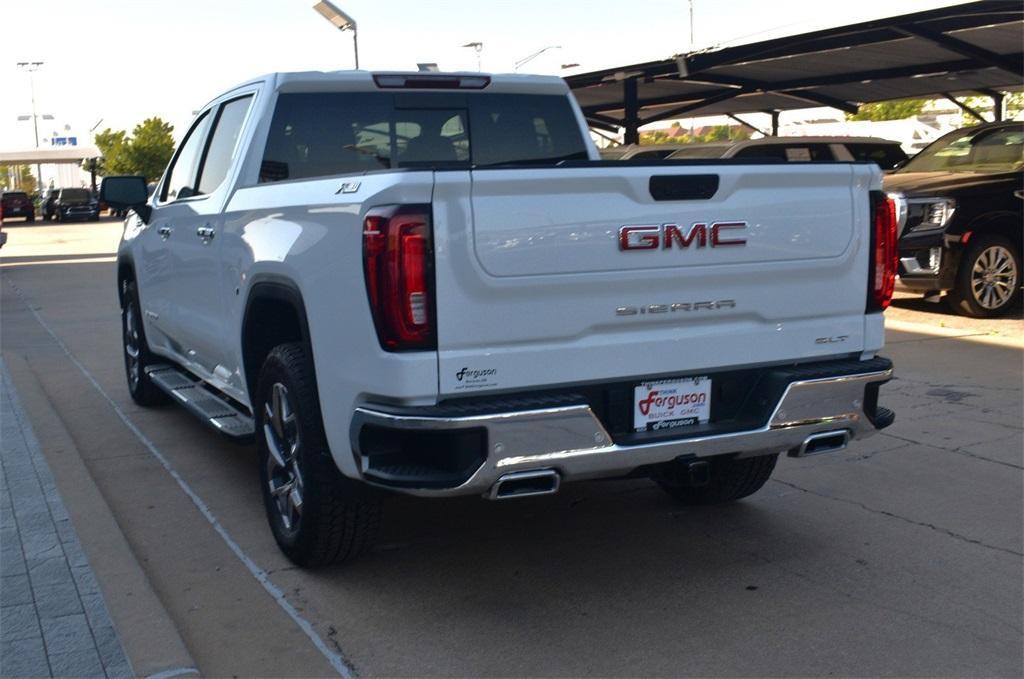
[102,71,896,566]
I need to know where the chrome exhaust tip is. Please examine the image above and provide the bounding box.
[487,470,560,500]
[790,430,851,458]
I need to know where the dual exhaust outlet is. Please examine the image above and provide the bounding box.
[485,429,851,500]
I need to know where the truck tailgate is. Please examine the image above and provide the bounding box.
[431,163,876,396]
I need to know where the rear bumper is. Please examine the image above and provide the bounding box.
[350,358,894,497]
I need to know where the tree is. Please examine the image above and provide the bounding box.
[86,117,175,182]
[123,118,175,182]
[846,99,926,121]
[87,128,129,176]
[0,165,37,193]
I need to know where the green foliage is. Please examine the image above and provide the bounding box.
[846,99,926,121]
[86,118,175,182]
[0,165,37,193]
[89,128,129,176]
[639,124,751,145]
[124,118,175,182]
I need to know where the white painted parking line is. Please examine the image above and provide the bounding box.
[13,283,355,679]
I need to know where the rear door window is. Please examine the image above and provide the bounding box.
[196,95,253,195]
[845,143,908,170]
[734,144,834,161]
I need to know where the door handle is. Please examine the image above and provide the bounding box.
[196,225,215,242]
[157,225,173,239]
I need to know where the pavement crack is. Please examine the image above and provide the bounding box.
[878,432,1024,470]
[773,479,1023,557]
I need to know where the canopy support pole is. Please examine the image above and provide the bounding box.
[624,77,640,145]
[943,93,988,122]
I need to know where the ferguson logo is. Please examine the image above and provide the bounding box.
[637,389,707,416]
[619,221,747,250]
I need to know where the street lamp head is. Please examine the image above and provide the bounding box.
[462,42,483,51]
[313,1,356,31]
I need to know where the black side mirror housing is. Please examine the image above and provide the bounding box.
[101,176,152,222]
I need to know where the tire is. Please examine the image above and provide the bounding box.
[947,235,1021,318]
[26,212,34,223]
[654,453,778,505]
[121,280,168,406]
[256,342,381,567]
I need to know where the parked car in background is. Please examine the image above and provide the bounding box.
[665,136,909,170]
[54,188,100,222]
[885,120,1023,317]
[40,187,59,220]
[599,144,695,160]
[1,191,36,222]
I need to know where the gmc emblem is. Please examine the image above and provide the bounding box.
[619,222,747,250]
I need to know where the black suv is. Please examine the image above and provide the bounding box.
[885,121,1023,317]
[53,188,100,222]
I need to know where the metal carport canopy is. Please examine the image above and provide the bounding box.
[566,1,1023,142]
[0,146,102,166]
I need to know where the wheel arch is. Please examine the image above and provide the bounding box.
[964,211,1023,252]
[241,277,316,401]
[116,255,135,307]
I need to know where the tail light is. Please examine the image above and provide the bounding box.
[363,205,435,351]
[868,191,897,312]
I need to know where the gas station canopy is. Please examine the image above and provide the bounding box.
[0,146,102,166]
[565,1,1024,142]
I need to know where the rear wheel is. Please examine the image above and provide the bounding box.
[947,235,1021,318]
[26,211,34,223]
[256,342,380,567]
[654,453,778,505]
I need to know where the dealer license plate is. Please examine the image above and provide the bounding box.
[633,376,712,432]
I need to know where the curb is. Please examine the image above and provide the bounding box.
[4,354,199,679]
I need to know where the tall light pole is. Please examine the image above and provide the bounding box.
[462,42,483,72]
[313,1,359,69]
[514,46,561,72]
[16,61,44,189]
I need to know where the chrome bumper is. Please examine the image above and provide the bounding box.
[352,368,892,498]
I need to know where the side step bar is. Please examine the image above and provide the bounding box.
[147,365,255,440]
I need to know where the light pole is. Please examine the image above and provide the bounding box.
[462,42,483,72]
[514,46,561,72]
[312,1,359,69]
[16,61,44,190]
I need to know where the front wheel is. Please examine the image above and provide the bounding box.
[121,280,168,406]
[26,212,35,223]
[947,235,1021,318]
[654,453,778,505]
[256,342,380,567]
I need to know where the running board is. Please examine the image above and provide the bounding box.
[147,365,255,440]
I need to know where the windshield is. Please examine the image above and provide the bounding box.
[667,145,730,159]
[60,188,91,200]
[899,123,1024,174]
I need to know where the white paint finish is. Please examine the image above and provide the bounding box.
[120,70,887,481]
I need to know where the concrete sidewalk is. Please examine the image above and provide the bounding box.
[1,360,132,679]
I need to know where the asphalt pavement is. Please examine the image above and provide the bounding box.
[1,218,1021,677]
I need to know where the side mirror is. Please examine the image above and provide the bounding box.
[101,176,151,222]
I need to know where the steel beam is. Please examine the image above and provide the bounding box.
[726,114,768,137]
[897,24,1024,77]
[641,91,744,125]
[623,77,640,145]
[943,93,988,123]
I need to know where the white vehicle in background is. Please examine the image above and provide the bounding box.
[102,70,897,567]
[601,136,908,170]
[665,136,909,170]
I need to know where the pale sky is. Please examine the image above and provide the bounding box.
[0,0,966,147]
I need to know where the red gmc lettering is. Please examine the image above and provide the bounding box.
[663,223,706,249]
[619,222,747,250]
[710,221,747,247]
[619,225,661,250]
